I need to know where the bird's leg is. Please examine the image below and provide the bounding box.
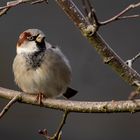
[36,93,44,105]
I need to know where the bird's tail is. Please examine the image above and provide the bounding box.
[63,87,77,99]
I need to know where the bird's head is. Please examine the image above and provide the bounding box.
[16,29,46,54]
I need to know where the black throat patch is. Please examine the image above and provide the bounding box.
[24,49,46,70]
[25,39,46,70]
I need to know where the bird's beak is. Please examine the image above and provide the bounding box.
[36,34,45,43]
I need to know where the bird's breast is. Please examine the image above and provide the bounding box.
[13,50,71,97]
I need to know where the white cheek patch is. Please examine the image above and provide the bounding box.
[17,42,38,54]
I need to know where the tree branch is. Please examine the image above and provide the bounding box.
[39,111,68,140]
[0,0,47,16]
[81,1,140,27]
[55,0,140,94]
[53,111,68,139]
[0,94,21,119]
[100,2,140,26]
[1,87,140,113]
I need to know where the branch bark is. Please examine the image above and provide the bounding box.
[0,87,140,113]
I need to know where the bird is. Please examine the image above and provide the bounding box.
[13,29,77,104]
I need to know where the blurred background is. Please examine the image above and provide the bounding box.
[0,0,140,139]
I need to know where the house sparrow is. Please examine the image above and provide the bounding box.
[13,29,77,104]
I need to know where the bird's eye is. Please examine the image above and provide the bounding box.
[27,36,35,41]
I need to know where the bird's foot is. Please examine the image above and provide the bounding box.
[36,93,44,105]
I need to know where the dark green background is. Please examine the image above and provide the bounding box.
[0,0,140,140]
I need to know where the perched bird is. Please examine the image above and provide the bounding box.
[13,29,77,104]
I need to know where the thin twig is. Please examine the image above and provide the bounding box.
[53,111,68,140]
[0,94,21,119]
[31,0,48,5]
[118,14,140,19]
[39,111,69,140]
[0,8,9,16]
[100,2,140,26]
[82,0,99,27]
[0,0,47,16]
[126,52,140,68]
[87,0,99,25]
